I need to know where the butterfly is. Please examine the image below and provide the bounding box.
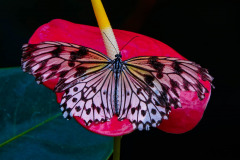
[21,41,213,130]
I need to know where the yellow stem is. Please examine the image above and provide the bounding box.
[91,0,119,59]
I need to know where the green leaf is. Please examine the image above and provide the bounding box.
[0,67,113,160]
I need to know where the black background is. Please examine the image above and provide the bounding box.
[1,0,239,159]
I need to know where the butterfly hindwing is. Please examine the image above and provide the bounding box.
[60,64,115,125]
[117,67,169,130]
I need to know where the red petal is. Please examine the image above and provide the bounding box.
[29,19,211,136]
[158,79,211,134]
[74,115,134,137]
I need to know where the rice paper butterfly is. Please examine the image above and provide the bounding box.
[21,41,213,131]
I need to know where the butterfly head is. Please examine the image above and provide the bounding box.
[115,53,122,59]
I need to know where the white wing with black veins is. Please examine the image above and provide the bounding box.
[22,41,115,125]
[22,41,214,130]
[119,56,213,130]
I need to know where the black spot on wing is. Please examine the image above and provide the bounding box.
[79,46,88,55]
[170,79,180,89]
[148,56,164,79]
[156,92,169,107]
[70,46,88,60]
[74,66,87,77]
[75,106,81,112]
[72,98,78,102]
[172,61,183,74]
[137,88,141,95]
[96,107,101,114]
[141,110,146,116]
[92,87,96,93]
[61,103,67,109]
[156,72,163,79]
[81,91,87,102]
[151,108,156,115]
[170,98,180,109]
[65,88,70,94]
[146,91,153,104]
[68,61,75,67]
[50,64,61,71]
[86,108,91,115]
[131,108,136,114]
[52,45,62,57]
[73,87,78,92]
[144,75,155,87]
[148,56,164,70]
[59,70,68,77]
[183,79,190,91]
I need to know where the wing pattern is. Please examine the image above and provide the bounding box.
[60,64,115,124]
[22,41,115,124]
[22,41,111,92]
[22,41,213,130]
[119,56,213,130]
[117,67,170,130]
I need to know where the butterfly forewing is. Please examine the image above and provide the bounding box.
[21,41,111,91]
[124,56,213,99]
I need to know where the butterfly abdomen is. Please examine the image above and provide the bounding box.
[113,55,123,115]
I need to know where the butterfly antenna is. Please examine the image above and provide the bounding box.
[120,36,139,51]
[103,32,119,55]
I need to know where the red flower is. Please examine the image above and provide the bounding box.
[29,19,212,136]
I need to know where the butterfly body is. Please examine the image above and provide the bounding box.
[22,41,213,130]
[112,54,123,115]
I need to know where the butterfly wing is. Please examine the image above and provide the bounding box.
[60,63,115,124]
[22,42,213,128]
[119,56,213,130]
[22,41,115,124]
[22,41,112,92]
